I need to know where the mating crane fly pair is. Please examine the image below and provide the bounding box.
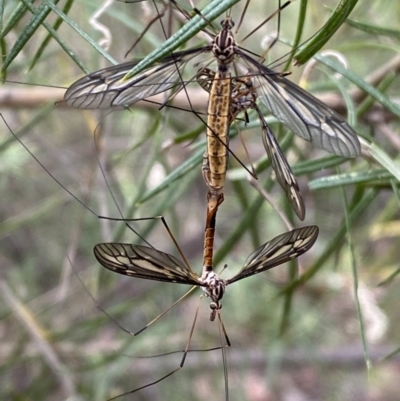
[64,1,361,327]
[65,12,361,220]
[62,3,359,397]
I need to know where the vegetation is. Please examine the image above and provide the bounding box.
[1,0,400,400]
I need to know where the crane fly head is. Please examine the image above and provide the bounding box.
[220,16,235,30]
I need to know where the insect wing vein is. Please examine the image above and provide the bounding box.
[226,226,319,284]
[94,243,202,285]
[64,48,207,109]
[256,106,305,220]
[239,54,360,158]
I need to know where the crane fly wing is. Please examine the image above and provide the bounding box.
[255,106,305,220]
[239,53,360,158]
[94,243,203,285]
[226,225,318,285]
[64,48,207,109]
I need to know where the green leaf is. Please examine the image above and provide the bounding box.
[0,1,28,39]
[137,146,204,204]
[2,0,89,74]
[28,0,75,72]
[284,0,308,70]
[310,169,395,190]
[316,54,400,118]
[43,0,116,66]
[279,188,379,293]
[2,0,60,73]
[346,17,400,40]
[294,0,359,65]
[362,139,400,182]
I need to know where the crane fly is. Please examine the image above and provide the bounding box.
[64,4,361,159]
[199,16,236,206]
[95,225,318,317]
[197,67,305,220]
[94,221,318,397]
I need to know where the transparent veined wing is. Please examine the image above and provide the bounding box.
[64,47,207,109]
[94,243,203,285]
[226,225,318,285]
[239,53,360,158]
[254,105,305,220]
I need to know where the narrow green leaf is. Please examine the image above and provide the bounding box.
[2,0,60,72]
[232,179,261,249]
[214,194,265,266]
[0,0,4,34]
[279,188,379,293]
[293,155,348,175]
[111,114,165,242]
[378,266,400,287]
[339,168,371,373]
[327,64,357,126]
[43,0,116,66]
[229,152,349,182]
[136,174,197,245]
[29,0,75,72]
[2,0,89,74]
[284,0,308,70]
[310,169,394,190]
[0,1,28,39]
[362,139,400,182]
[137,147,204,204]
[316,54,400,118]
[0,38,6,80]
[295,0,359,65]
[346,17,400,40]
[381,347,400,361]
[357,71,396,117]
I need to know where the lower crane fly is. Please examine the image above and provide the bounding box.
[64,2,361,159]
[94,222,319,397]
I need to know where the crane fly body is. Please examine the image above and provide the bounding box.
[197,67,305,220]
[203,17,239,199]
[64,10,361,159]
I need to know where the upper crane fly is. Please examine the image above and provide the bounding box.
[64,12,361,159]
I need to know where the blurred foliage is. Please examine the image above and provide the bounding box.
[1,0,400,400]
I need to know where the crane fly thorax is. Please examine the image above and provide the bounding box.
[212,17,237,66]
[201,268,227,321]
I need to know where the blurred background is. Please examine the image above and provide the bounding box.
[1,0,400,400]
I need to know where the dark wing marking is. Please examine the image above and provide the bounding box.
[254,105,305,220]
[226,225,318,285]
[94,243,203,285]
[64,47,207,109]
[238,52,360,158]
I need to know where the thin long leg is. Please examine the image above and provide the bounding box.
[105,295,205,400]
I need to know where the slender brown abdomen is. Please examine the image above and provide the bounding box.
[204,70,232,193]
